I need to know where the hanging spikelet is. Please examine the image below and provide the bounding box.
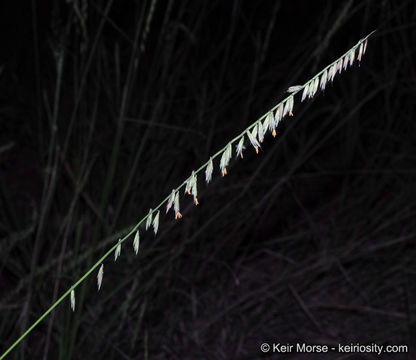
[205,157,213,184]
[263,112,272,133]
[312,77,319,98]
[257,121,265,143]
[274,104,283,128]
[114,238,121,261]
[247,128,260,153]
[287,95,294,116]
[152,210,160,234]
[133,230,140,255]
[145,209,153,230]
[337,58,343,74]
[320,70,327,91]
[184,177,192,195]
[301,83,309,102]
[283,96,294,117]
[236,136,245,159]
[357,42,364,62]
[174,191,182,219]
[97,264,104,291]
[349,48,355,66]
[70,289,75,312]
[190,171,198,205]
[268,111,277,137]
[220,143,232,176]
[166,189,175,214]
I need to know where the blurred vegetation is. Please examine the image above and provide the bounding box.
[0,0,415,359]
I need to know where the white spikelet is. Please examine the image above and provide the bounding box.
[301,83,309,102]
[220,143,232,176]
[97,264,104,291]
[152,210,160,235]
[263,112,272,133]
[174,191,182,219]
[133,230,140,255]
[190,172,198,205]
[337,58,343,74]
[114,238,121,261]
[70,289,75,312]
[274,105,283,125]
[257,121,264,143]
[320,70,327,91]
[312,77,319,97]
[145,209,153,230]
[357,43,363,62]
[166,189,175,214]
[349,49,355,66]
[205,157,213,184]
[287,85,303,93]
[236,136,245,159]
[247,128,260,154]
[343,54,349,70]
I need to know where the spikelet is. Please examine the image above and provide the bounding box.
[301,83,309,102]
[329,64,336,82]
[220,143,232,176]
[320,70,327,91]
[274,104,283,125]
[268,111,277,137]
[97,264,104,291]
[133,230,140,255]
[287,85,303,93]
[145,209,153,230]
[357,42,364,62]
[337,58,343,74]
[114,238,121,261]
[70,289,75,312]
[184,177,191,195]
[174,191,182,219]
[363,39,368,54]
[263,112,272,133]
[236,136,245,159]
[343,54,349,70]
[257,121,265,143]
[166,189,175,214]
[283,95,294,117]
[312,77,319,98]
[349,48,355,66]
[152,210,160,234]
[205,157,213,184]
[190,172,198,205]
[247,127,260,153]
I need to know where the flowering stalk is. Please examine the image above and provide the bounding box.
[0,30,376,360]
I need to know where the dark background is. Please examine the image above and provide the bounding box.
[0,0,415,359]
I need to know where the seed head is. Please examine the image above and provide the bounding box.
[145,209,153,230]
[236,136,245,159]
[97,264,104,291]
[153,210,160,235]
[114,238,121,261]
[205,157,213,184]
[133,230,140,255]
[70,289,75,312]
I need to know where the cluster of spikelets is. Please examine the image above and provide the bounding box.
[0,31,376,360]
[60,32,374,316]
[67,33,376,313]
[79,32,373,310]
